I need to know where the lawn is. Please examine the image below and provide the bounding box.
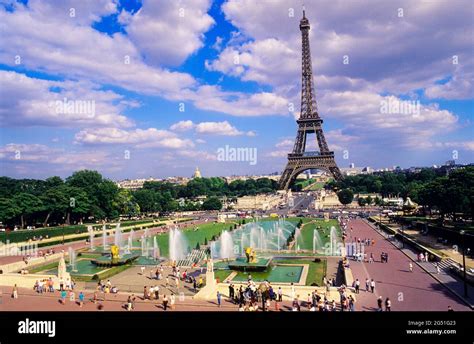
[297,219,340,251]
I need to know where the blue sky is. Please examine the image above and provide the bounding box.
[0,0,473,180]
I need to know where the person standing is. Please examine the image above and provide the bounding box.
[409,262,413,272]
[170,293,175,310]
[348,295,355,311]
[370,279,375,293]
[385,297,391,311]
[436,263,441,274]
[12,284,18,299]
[162,295,169,311]
[355,279,360,294]
[217,291,222,307]
[278,287,283,302]
[365,278,370,292]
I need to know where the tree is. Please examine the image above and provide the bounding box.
[202,197,222,211]
[133,189,159,213]
[0,198,21,226]
[357,197,367,207]
[40,185,69,227]
[12,193,44,228]
[366,195,373,205]
[337,189,354,205]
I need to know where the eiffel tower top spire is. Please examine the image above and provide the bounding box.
[299,9,319,121]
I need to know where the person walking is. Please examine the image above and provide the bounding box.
[278,287,283,302]
[436,263,441,274]
[162,295,169,311]
[370,279,375,293]
[409,262,413,272]
[365,278,370,292]
[377,296,383,311]
[217,291,222,307]
[78,291,84,307]
[355,279,360,294]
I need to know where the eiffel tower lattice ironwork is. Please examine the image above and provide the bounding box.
[279,10,343,190]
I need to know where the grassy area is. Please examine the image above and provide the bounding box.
[278,259,326,286]
[297,219,340,251]
[307,182,326,191]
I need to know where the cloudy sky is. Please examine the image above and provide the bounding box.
[0,0,473,180]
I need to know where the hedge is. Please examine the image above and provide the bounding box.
[1,220,160,244]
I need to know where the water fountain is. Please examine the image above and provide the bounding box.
[219,230,235,260]
[330,226,338,255]
[294,227,302,252]
[313,229,323,254]
[88,225,94,250]
[169,227,188,261]
[102,224,108,250]
[153,236,160,259]
[114,223,122,250]
[68,247,77,272]
[210,241,217,259]
[141,236,147,257]
[125,229,134,254]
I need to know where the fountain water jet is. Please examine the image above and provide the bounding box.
[219,230,235,259]
[88,225,94,250]
[313,229,323,254]
[169,228,188,261]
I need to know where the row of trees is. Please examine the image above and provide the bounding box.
[333,167,474,221]
[0,171,132,228]
[0,170,278,229]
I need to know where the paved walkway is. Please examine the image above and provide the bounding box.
[0,286,314,312]
[347,219,471,311]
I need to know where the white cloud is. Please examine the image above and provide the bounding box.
[170,120,256,136]
[0,3,196,99]
[74,127,194,149]
[170,120,195,132]
[0,71,133,128]
[189,85,289,117]
[275,139,294,148]
[124,0,215,67]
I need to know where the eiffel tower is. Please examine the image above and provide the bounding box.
[279,10,343,190]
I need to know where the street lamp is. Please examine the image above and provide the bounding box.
[460,230,469,298]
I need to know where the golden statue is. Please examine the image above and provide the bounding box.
[111,245,120,260]
[245,247,257,263]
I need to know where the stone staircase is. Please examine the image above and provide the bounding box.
[433,258,457,271]
[176,249,207,267]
